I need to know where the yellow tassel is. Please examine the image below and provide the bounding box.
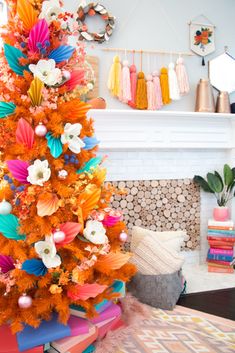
[107,55,121,97]
[160,67,171,104]
[136,72,148,110]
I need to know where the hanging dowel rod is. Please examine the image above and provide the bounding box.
[102,48,195,56]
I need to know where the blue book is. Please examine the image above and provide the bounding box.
[83,344,96,353]
[207,229,235,237]
[17,313,71,352]
[207,252,233,262]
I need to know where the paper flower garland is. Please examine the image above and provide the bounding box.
[83,220,108,244]
[34,236,61,268]
[27,160,51,186]
[61,123,85,154]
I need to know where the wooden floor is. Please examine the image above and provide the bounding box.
[177,288,235,321]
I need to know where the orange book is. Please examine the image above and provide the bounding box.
[208,241,234,249]
[208,226,235,231]
[207,262,231,268]
[208,265,234,273]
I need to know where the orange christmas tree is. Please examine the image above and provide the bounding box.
[0,0,135,333]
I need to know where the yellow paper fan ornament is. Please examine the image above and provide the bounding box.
[17,0,38,30]
[28,77,44,106]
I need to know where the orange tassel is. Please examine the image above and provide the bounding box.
[135,72,148,110]
[160,67,171,105]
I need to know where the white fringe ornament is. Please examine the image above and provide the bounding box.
[168,62,180,100]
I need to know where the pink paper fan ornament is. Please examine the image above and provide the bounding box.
[55,222,81,247]
[67,283,107,301]
[6,160,30,184]
[28,19,49,53]
[16,118,34,149]
[102,208,122,227]
[64,70,84,91]
[0,254,15,273]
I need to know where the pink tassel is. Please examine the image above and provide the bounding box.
[128,64,137,108]
[152,71,163,109]
[175,57,190,95]
[120,60,131,103]
[146,74,156,110]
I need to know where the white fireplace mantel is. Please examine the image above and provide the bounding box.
[87,109,235,151]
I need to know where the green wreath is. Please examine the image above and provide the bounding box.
[77,3,115,44]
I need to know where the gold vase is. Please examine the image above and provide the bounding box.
[195,78,215,112]
[216,91,231,113]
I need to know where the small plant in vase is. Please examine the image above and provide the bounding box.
[194,164,235,221]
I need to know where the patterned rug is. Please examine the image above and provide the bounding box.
[117,305,235,353]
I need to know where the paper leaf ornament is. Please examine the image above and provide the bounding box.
[67,283,107,301]
[78,186,101,219]
[17,0,38,30]
[46,132,63,158]
[37,193,59,217]
[6,160,30,184]
[4,44,29,76]
[0,254,15,273]
[22,259,48,276]
[96,252,131,271]
[83,136,100,150]
[48,45,75,63]
[77,157,102,174]
[16,118,35,149]
[28,19,49,53]
[56,222,81,247]
[0,102,16,118]
[28,77,44,106]
[0,214,26,240]
[64,70,84,91]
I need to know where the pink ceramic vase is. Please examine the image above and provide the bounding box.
[213,207,230,222]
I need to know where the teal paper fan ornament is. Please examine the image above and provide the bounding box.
[4,44,29,76]
[77,156,102,174]
[48,45,75,63]
[22,259,48,276]
[0,214,26,240]
[0,102,16,118]
[46,132,63,158]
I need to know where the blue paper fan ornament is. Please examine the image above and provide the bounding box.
[22,259,48,276]
[4,44,29,76]
[0,102,16,118]
[48,45,75,63]
[77,156,102,174]
[0,214,25,240]
[83,136,100,150]
[46,132,63,158]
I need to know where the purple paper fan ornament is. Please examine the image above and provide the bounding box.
[28,19,49,53]
[0,254,15,273]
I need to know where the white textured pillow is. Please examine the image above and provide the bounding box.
[130,234,184,275]
[131,226,186,253]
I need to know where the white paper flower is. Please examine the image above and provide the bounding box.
[83,220,108,245]
[35,236,61,268]
[29,59,62,86]
[39,0,62,23]
[27,159,51,186]
[61,123,85,154]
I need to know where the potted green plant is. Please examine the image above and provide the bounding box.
[194,164,235,221]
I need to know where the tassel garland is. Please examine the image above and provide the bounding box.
[152,71,163,110]
[107,55,121,97]
[136,72,148,110]
[120,60,131,103]
[175,57,190,95]
[146,74,156,110]
[160,67,171,105]
[168,62,180,100]
[128,64,137,108]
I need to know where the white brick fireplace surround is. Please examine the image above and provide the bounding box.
[88,109,235,271]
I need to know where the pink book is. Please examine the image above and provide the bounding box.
[68,315,89,336]
[50,324,98,353]
[210,248,233,256]
[90,303,121,325]
[97,315,122,339]
[0,325,43,353]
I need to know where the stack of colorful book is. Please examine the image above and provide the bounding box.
[0,281,125,353]
[207,219,235,273]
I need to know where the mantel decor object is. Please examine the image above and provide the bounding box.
[195,78,215,112]
[216,91,231,113]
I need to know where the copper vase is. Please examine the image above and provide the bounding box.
[195,78,215,112]
[216,91,231,113]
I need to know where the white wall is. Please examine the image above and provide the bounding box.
[64,0,235,111]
